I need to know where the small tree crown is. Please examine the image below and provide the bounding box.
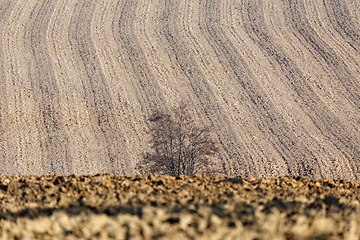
[136,101,223,176]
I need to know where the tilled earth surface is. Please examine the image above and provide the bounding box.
[2,0,360,180]
[1,174,360,239]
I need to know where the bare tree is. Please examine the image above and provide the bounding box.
[137,101,223,176]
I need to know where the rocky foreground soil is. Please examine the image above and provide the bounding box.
[0,174,360,239]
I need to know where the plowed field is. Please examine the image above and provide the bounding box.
[1,0,360,179]
[1,174,360,239]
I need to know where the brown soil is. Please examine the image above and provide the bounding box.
[1,0,360,180]
[1,174,360,239]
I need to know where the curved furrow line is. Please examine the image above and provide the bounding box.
[0,0,22,175]
[291,0,360,106]
[261,0,357,178]
[224,0,316,177]
[110,0,249,176]
[158,0,217,105]
[109,0,182,173]
[321,0,360,106]
[239,0,325,178]
[171,0,253,176]
[66,0,134,175]
[90,0,144,175]
[324,0,360,52]
[302,0,360,176]
[46,0,117,175]
[259,0,333,177]
[112,0,166,111]
[46,0,99,175]
[177,0,249,176]
[159,0,267,176]
[26,0,71,175]
[1,0,60,175]
[219,0,297,177]
[118,0,234,174]
[121,0,236,173]
[243,0,360,179]
[283,0,360,178]
[190,0,278,177]
[155,0,231,171]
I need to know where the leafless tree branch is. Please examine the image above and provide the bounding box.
[136,101,225,176]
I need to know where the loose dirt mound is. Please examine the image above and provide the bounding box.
[1,174,360,239]
[1,0,360,179]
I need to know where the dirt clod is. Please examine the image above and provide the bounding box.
[0,175,360,239]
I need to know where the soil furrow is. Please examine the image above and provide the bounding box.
[1,0,360,180]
